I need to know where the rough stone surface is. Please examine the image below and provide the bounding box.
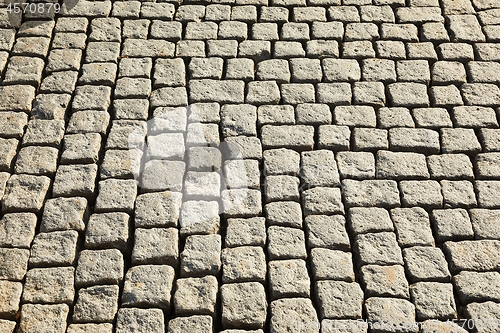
[4,2,500,330]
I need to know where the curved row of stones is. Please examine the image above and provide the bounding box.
[1,0,500,332]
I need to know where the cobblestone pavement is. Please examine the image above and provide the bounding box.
[2,0,500,332]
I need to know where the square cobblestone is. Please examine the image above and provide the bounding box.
[23,267,74,304]
[18,304,69,333]
[311,248,355,282]
[75,249,124,287]
[267,226,307,260]
[122,265,175,309]
[29,230,78,267]
[361,264,409,299]
[73,285,119,323]
[221,282,267,329]
[316,281,364,320]
[174,275,218,315]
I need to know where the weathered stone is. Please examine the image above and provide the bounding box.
[29,230,78,267]
[221,282,267,329]
[122,265,175,309]
[269,259,310,299]
[174,276,218,315]
[316,280,364,319]
[18,304,69,333]
[115,308,164,333]
[73,285,119,323]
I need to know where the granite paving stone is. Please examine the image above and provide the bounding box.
[3,1,500,330]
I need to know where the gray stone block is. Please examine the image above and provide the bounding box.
[316,280,364,319]
[73,285,119,323]
[168,315,213,333]
[221,104,257,138]
[376,151,429,180]
[475,181,500,208]
[476,153,500,179]
[352,128,388,151]
[22,119,64,148]
[479,128,500,152]
[132,228,178,266]
[221,189,262,217]
[452,106,499,128]
[364,297,418,333]
[18,304,69,333]
[0,139,18,172]
[174,275,218,315]
[85,213,129,250]
[222,246,266,283]
[189,79,245,104]
[388,82,429,107]
[431,209,474,242]
[470,209,500,239]
[404,246,450,283]
[318,125,351,151]
[354,232,403,266]
[302,187,344,215]
[67,324,113,333]
[221,282,267,329]
[188,147,222,172]
[0,248,29,281]
[445,239,500,272]
[343,179,400,208]
[323,58,360,82]
[454,271,500,304]
[296,103,331,125]
[399,180,443,209]
[29,230,78,267]
[115,308,164,333]
[267,226,307,260]
[311,248,355,282]
[61,133,101,164]
[263,148,300,176]
[347,207,393,234]
[264,175,299,203]
[94,179,137,213]
[23,267,74,304]
[265,201,302,228]
[335,152,375,180]
[335,106,376,127]
[135,191,182,228]
[440,180,477,208]
[72,85,111,111]
[410,282,457,321]
[361,59,395,83]
[361,264,409,299]
[270,298,319,333]
[305,215,351,250]
[466,301,500,333]
[181,234,221,277]
[391,207,434,247]
[75,249,124,287]
[0,212,37,248]
[0,280,22,318]
[41,197,88,232]
[388,128,440,154]
[0,113,26,139]
[66,111,110,135]
[427,154,474,180]
[122,265,175,309]
[301,150,340,188]
[225,217,266,247]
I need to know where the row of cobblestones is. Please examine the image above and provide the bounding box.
[2,0,500,332]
